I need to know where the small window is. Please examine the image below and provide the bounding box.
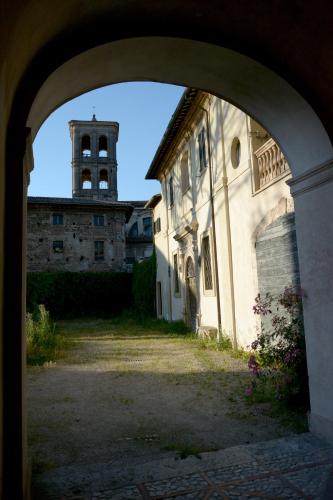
[231,137,241,168]
[52,214,63,225]
[94,240,104,261]
[157,281,163,316]
[94,215,104,226]
[173,253,180,295]
[180,153,190,194]
[198,128,208,172]
[143,217,152,237]
[169,176,174,206]
[53,241,64,253]
[154,217,161,234]
[202,235,213,290]
[128,222,138,238]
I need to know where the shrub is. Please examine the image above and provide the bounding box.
[27,272,133,318]
[132,252,156,316]
[245,286,309,410]
[26,304,65,365]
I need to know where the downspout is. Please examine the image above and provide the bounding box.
[219,101,238,349]
[198,102,222,336]
[162,172,173,321]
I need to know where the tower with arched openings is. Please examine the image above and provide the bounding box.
[69,115,118,201]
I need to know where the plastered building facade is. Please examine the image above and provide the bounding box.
[146,89,298,348]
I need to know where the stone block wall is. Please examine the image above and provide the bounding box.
[27,206,127,272]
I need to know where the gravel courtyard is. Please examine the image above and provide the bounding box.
[28,318,294,495]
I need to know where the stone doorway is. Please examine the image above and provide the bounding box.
[185,256,197,331]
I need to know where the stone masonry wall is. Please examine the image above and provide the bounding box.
[27,206,127,272]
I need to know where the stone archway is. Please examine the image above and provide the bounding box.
[2,4,333,497]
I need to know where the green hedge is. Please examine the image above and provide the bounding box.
[27,272,133,318]
[132,252,156,316]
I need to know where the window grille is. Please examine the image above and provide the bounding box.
[173,254,180,295]
[94,215,104,226]
[94,240,104,261]
[202,235,213,290]
[53,240,64,253]
[198,128,207,172]
[52,214,63,225]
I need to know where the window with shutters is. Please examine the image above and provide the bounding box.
[94,240,104,261]
[154,217,161,234]
[202,235,213,291]
[198,128,208,173]
[180,152,190,194]
[157,281,163,316]
[93,215,104,226]
[143,217,152,237]
[52,213,63,225]
[53,240,64,253]
[173,253,180,296]
[169,176,174,206]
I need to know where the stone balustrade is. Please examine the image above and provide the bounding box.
[254,138,289,189]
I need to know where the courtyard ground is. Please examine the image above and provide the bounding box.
[28,317,313,498]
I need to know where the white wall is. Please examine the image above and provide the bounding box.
[153,94,294,346]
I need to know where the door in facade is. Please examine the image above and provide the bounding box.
[186,256,197,331]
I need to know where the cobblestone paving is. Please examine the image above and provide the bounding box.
[34,434,333,499]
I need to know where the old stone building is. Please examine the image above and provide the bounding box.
[27,116,152,272]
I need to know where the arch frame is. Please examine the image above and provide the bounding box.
[2,17,333,499]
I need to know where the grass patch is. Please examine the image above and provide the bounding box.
[245,376,308,433]
[27,305,67,365]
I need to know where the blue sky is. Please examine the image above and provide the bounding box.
[30,82,184,201]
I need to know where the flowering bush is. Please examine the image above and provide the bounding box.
[245,286,309,409]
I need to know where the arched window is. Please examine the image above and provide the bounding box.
[99,169,109,189]
[82,169,92,189]
[98,135,108,157]
[81,135,91,157]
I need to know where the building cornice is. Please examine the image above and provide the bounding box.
[145,88,209,180]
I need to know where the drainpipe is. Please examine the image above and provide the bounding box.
[197,102,222,337]
[219,101,238,349]
[162,172,173,321]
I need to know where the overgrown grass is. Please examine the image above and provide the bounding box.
[244,374,308,433]
[26,305,67,365]
[56,312,190,338]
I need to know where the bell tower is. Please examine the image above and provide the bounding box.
[69,115,119,201]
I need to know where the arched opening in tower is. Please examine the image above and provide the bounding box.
[82,168,92,189]
[81,135,91,157]
[99,168,108,189]
[99,135,108,157]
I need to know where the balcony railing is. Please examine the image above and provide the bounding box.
[254,138,289,189]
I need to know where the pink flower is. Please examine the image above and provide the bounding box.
[245,386,253,397]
